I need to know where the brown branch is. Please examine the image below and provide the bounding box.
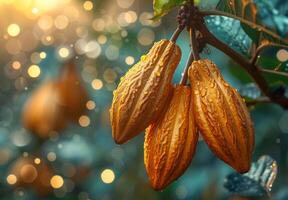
[250,42,288,65]
[260,68,288,78]
[197,22,288,109]
[170,26,184,42]
[245,97,271,107]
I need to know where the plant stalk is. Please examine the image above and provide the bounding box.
[170,26,184,42]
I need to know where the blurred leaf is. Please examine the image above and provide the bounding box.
[215,0,288,46]
[239,83,261,99]
[205,16,252,56]
[224,155,277,197]
[153,0,186,19]
[257,56,288,85]
[254,0,288,37]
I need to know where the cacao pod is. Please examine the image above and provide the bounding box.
[110,39,181,144]
[22,81,67,138]
[144,85,198,190]
[188,59,254,173]
[59,62,89,122]
[9,156,54,196]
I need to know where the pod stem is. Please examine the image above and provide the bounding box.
[170,26,184,42]
[190,27,200,60]
[180,28,198,85]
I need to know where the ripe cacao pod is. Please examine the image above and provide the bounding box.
[9,156,54,196]
[59,62,89,122]
[22,81,67,138]
[188,59,254,173]
[110,39,181,144]
[144,85,198,190]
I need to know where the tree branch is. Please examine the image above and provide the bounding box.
[260,68,288,78]
[250,42,288,65]
[197,22,288,108]
[245,97,271,107]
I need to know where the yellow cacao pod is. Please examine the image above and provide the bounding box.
[59,62,89,122]
[22,81,67,138]
[188,59,254,173]
[144,85,198,190]
[110,39,181,144]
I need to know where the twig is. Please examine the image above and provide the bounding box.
[170,26,184,42]
[260,68,288,78]
[245,97,271,106]
[190,28,200,60]
[197,22,288,108]
[250,42,288,65]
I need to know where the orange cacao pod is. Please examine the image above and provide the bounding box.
[59,62,89,122]
[110,39,181,144]
[22,81,67,138]
[188,59,254,173]
[9,156,54,196]
[144,85,198,190]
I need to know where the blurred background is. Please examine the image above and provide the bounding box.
[0,0,287,199]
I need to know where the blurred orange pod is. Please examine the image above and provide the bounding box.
[58,62,89,122]
[22,61,89,138]
[8,156,54,196]
[22,80,67,138]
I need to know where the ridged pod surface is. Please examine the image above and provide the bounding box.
[144,85,198,190]
[110,39,181,144]
[188,59,254,173]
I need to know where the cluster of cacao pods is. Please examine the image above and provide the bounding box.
[22,61,88,138]
[110,39,255,190]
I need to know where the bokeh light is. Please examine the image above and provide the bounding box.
[7,174,17,185]
[91,79,103,90]
[39,52,47,59]
[101,169,115,184]
[137,28,155,46]
[58,47,70,58]
[11,61,21,70]
[276,49,288,62]
[27,65,41,78]
[50,175,64,189]
[78,115,90,127]
[54,15,69,29]
[34,158,41,165]
[47,152,57,162]
[86,100,96,110]
[83,1,93,11]
[7,24,21,37]
[125,56,135,65]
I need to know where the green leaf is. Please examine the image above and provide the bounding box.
[153,0,186,19]
[214,0,288,46]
